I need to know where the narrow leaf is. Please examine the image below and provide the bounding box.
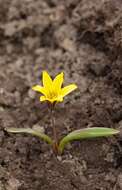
[58,127,119,154]
[5,127,53,145]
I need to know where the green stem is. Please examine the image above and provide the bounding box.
[50,106,58,154]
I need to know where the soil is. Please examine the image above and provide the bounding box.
[0,0,122,189]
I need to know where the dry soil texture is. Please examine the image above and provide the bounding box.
[0,0,122,189]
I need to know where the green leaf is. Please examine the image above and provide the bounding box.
[58,127,119,154]
[5,127,53,145]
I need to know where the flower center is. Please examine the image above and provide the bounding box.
[48,91,58,99]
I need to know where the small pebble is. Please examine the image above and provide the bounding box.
[57,156,62,161]
[28,89,36,99]
[118,174,122,189]
[6,177,21,190]
[0,107,4,112]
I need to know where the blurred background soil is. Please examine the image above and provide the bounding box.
[0,0,122,189]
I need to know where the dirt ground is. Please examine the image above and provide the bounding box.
[0,0,122,189]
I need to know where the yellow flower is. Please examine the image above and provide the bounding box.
[32,71,77,104]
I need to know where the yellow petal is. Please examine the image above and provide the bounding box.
[53,72,64,92]
[40,96,63,103]
[61,84,77,97]
[32,85,47,95]
[40,96,54,103]
[55,96,63,102]
[42,71,53,89]
[40,96,47,102]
